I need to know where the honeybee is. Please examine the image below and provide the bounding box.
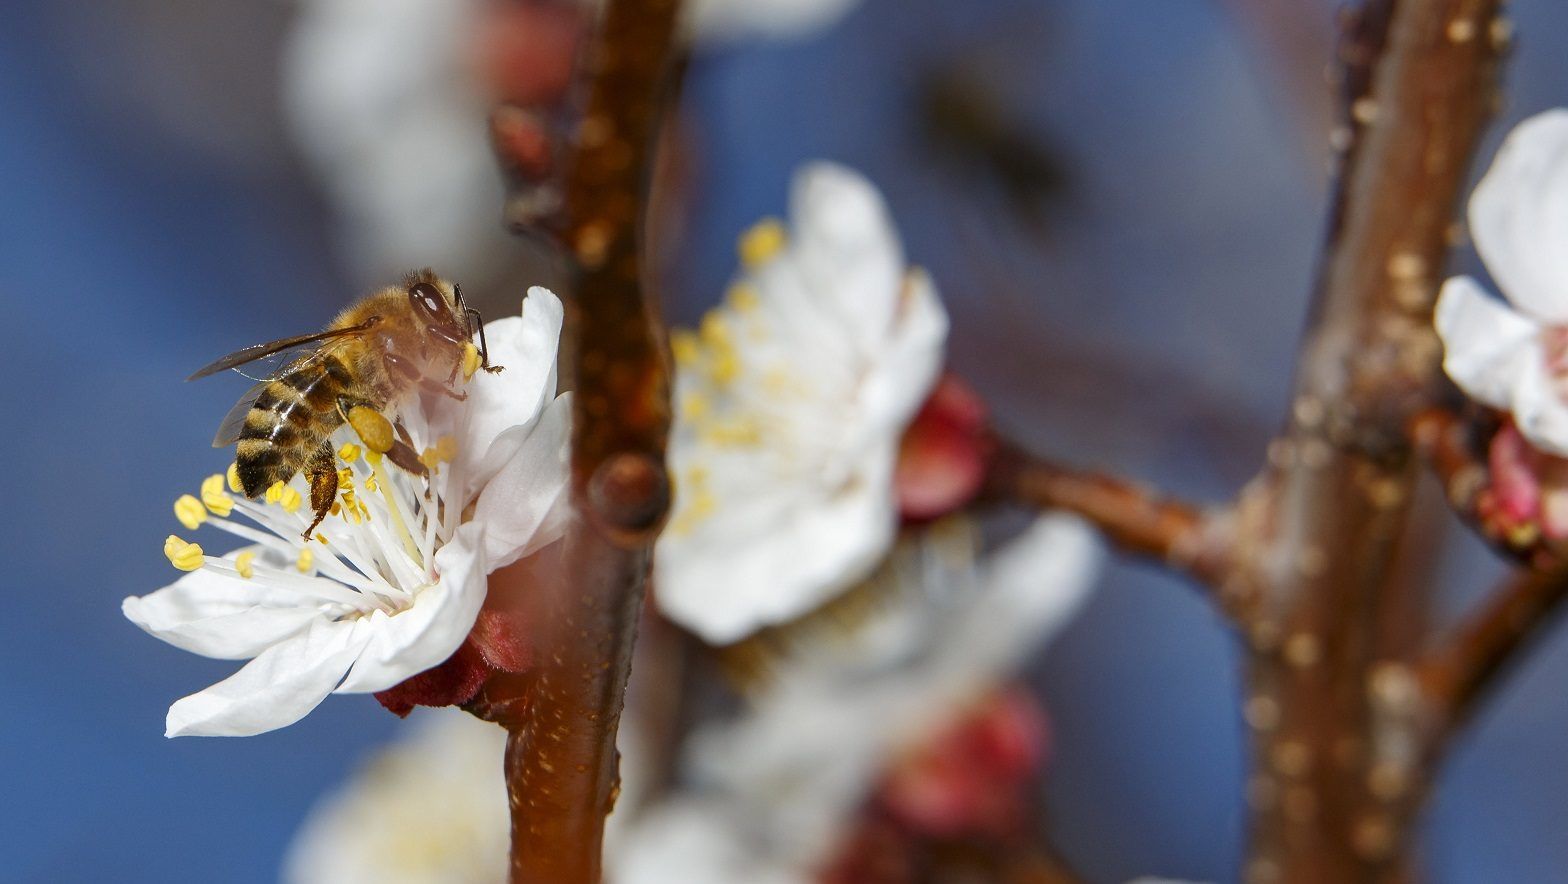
[190,269,502,538]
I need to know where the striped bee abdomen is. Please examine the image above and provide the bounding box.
[235,355,354,498]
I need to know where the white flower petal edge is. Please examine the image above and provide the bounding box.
[1436,110,1568,456]
[644,515,1101,872]
[1435,276,1543,411]
[655,162,949,646]
[1468,109,1568,324]
[685,0,862,43]
[125,288,570,736]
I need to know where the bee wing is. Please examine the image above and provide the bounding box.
[212,381,270,447]
[187,319,380,382]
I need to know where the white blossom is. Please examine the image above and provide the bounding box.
[285,710,510,884]
[654,162,948,645]
[123,288,570,737]
[284,0,863,282]
[619,515,1101,881]
[1435,109,1568,455]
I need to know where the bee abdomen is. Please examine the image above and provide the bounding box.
[235,357,353,498]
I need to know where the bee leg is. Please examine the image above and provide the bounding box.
[386,438,430,478]
[384,350,467,401]
[421,377,468,401]
[301,442,338,540]
[464,308,504,374]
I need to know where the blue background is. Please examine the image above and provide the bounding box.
[2,0,1566,880]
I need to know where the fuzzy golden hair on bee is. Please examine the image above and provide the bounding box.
[189,270,500,538]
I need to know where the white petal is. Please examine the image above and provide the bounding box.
[122,568,326,662]
[1435,276,1542,410]
[470,393,574,570]
[788,162,906,356]
[458,286,565,488]
[948,514,1102,680]
[685,0,860,44]
[655,456,897,645]
[165,618,370,737]
[857,268,949,440]
[1506,352,1568,458]
[1469,109,1568,322]
[334,525,489,694]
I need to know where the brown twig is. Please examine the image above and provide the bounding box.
[1420,565,1568,736]
[1229,0,1505,880]
[481,0,682,881]
[985,442,1229,585]
[1410,407,1488,515]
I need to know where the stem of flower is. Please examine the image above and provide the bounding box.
[481,0,681,881]
[985,440,1231,587]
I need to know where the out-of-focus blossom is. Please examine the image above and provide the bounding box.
[895,373,992,523]
[284,0,517,282]
[1471,418,1568,551]
[685,0,862,43]
[1435,109,1568,456]
[619,515,1101,880]
[873,687,1048,841]
[285,709,510,884]
[284,0,863,282]
[123,288,570,736]
[655,162,949,645]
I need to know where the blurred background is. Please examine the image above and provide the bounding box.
[3,0,1568,880]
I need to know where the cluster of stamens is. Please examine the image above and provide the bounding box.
[665,218,790,536]
[160,405,464,606]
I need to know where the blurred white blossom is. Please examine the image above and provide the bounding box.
[1436,109,1568,455]
[655,162,948,645]
[283,516,1097,882]
[621,515,1100,880]
[285,710,510,884]
[284,0,862,282]
[123,288,570,736]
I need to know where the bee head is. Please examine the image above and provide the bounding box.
[404,270,469,346]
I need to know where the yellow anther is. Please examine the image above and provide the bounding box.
[296,548,315,573]
[163,535,204,572]
[330,501,342,516]
[365,449,384,467]
[201,474,234,517]
[681,392,711,422]
[671,329,701,367]
[265,481,286,505]
[738,217,786,268]
[462,342,483,380]
[338,443,361,463]
[337,468,356,489]
[226,463,243,493]
[419,447,441,471]
[726,282,761,313]
[701,419,761,447]
[173,495,207,531]
[363,474,378,492]
[435,435,458,463]
[315,533,329,544]
[700,311,733,350]
[708,353,740,385]
[278,485,303,514]
[683,465,710,490]
[234,550,256,579]
[347,405,394,453]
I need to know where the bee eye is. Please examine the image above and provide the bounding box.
[409,282,448,324]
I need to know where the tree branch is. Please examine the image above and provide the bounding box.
[985,442,1230,586]
[484,0,682,880]
[1420,565,1568,736]
[1231,0,1505,878]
